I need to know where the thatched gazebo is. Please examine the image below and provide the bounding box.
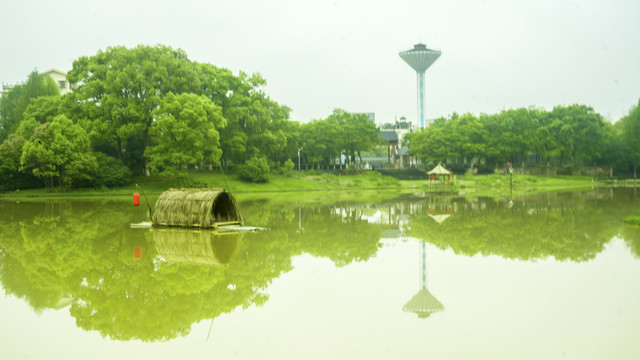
[427,163,451,176]
[427,163,452,191]
[152,228,243,267]
[152,188,243,229]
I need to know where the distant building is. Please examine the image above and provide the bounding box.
[1,68,73,97]
[379,130,399,167]
[0,83,13,96]
[378,116,416,168]
[355,112,375,123]
[41,69,73,95]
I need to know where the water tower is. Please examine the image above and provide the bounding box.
[399,43,441,129]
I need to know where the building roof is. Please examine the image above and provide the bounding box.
[379,131,398,141]
[41,68,67,76]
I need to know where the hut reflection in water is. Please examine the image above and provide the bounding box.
[151,229,243,267]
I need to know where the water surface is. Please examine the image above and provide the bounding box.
[1,188,639,359]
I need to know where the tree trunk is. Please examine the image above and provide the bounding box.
[143,128,150,176]
[116,137,123,159]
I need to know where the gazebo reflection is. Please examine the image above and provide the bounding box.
[403,242,444,319]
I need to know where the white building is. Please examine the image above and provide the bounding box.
[41,69,73,95]
[1,68,72,96]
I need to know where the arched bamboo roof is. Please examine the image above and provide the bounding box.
[152,188,243,228]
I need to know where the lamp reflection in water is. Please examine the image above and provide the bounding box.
[403,241,444,319]
[150,228,244,267]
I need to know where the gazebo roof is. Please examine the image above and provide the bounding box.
[427,163,450,175]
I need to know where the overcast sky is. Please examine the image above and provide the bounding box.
[1,0,639,124]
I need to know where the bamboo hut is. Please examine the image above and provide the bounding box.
[152,188,243,229]
[152,228,243,267]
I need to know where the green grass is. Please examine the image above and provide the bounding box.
[624,216,640,227]
[1,170,406,198]
[453,173,597,197]
[0,170,608,201]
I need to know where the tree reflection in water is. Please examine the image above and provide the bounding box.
[0,188,638,341]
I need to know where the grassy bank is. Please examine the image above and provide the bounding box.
[0,170,613,200]
[1,171,405,198]
[454,173,598,198]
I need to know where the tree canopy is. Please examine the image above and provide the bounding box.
[1,43,640,191]
[406,105,626,173]
[0,71,59,142]
[145,92,226,176]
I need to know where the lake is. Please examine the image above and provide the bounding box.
[1,188,639,359]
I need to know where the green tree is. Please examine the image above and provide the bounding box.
[329,109,380,164]
[300,109,380,168]
[0,71,59,141]
[301,118,340,167]
[20,115,96,189]
[67,45,201,174]
[619,99,640,179]
[0,134,39,190]
[144,93,226,176]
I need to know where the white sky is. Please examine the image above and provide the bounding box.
[1,0,639,124]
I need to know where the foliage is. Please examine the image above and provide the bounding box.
[624,216,640,227]
[84,152,132,188]
[279,158,295,176]
[145,93,226,176]
[408,105,621,172]
[20,115,96,189]
[238,156,270,183]
[0,71,59,142]
[0,134,40,191]
[619,99,640,178]
[300,109,381,167]
[67,45,202,174]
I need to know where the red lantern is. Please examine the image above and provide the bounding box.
[133,193,141,206]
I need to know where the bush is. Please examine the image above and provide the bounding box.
[85,152,132,188]
[169,177,208,188]
[279,159,295,177]
[238,156,270,183]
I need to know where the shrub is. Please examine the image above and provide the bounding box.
[238,156,270,183]
[85,152,132,188]
[169,177,208,188]
[279,159,295,177]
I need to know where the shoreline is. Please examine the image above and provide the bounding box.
[1,171,632,201]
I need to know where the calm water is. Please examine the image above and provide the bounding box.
[1,188,640,359]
